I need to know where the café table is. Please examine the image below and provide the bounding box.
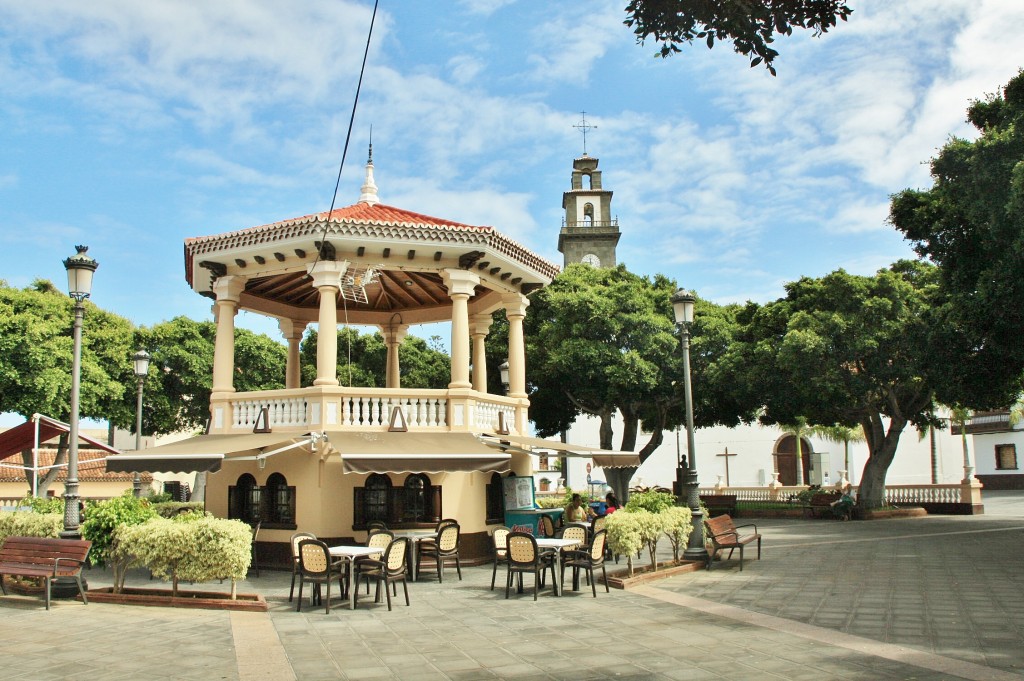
[535,537,583,596]
[389,529,438,581]
[328,545,382,610]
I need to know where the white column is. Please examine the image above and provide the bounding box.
[211,276,245,393]
[503,293,529,399]
[278,319,307,389]
[379,321,408,389]
[307,261,347,387]
[441,269,480,390]
[470,313,492,392]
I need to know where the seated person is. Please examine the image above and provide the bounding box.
[604,492,621,515]
[564,493,595,523]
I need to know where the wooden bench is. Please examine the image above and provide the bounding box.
[700,494,738,517]
[0,536,92,610]
[803,492,844,519]
[704,515,761,571]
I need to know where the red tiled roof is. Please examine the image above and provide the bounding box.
[0,448,151,483]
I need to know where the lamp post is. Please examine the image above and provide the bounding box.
[671,288,707,562]
[61,245,98,539]
[132,349,151,497]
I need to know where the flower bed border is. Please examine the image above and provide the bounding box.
[85,586,267,612]
[602,559,703,590]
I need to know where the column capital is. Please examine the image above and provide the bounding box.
[278,318,307,340]
[502,292,530,318]
[378,323,408,345]
[307,260,347,289]
[441,268,480,297]
[212,275,246,303]
[470,313,493,337]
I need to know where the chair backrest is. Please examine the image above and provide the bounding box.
[366,529,394,560]
[437,523,460,552]
[589,529,607,563]
[436,518,458,532]
[367,521,388,532]
[492,526,511,555]
[384,537,409,574]
[290,532,316,560]
[561,525,588,546]
[591,515,607,535]
[506,531,539,567]
[298,539,330,577]
[251,521,261,541]
[539,514,555,538]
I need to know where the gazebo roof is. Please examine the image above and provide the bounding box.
[184,201,559,325]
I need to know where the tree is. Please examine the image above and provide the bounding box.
[890,70,1024,410]
[0,280,135,494]
[813,423,865,483]
[724,262,943,509]
[624,0,853,75]
[523,264,750,496]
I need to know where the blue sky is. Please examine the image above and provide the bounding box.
[1,0,1022,343]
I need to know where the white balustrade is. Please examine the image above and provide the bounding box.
[231,397,309,429]
[475,402,514,432]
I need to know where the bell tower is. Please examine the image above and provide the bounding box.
[557,154,620,268]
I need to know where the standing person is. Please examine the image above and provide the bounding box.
[604,492,621,515]
[565,493,595,522]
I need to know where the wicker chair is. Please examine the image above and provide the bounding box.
[558,524,588,546]
[538,514,556,538]
[490,526,511,590]
[295,539,345,614]
[505,531,556,600]
[288,532,316,602]
[417,523,462,582]
[355,537,410,611]
[248,521,262,578]
[561,529,610,597]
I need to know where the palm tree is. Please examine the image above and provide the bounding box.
[813,424,865,484]
[949,406,973,482]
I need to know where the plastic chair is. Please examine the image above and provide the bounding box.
[356,529,395,594]
[288,532,316,602]
[248,521,261,578]
[505,531,556,600]
[418,523,462,582]
[562,529,610,597]
[538,514,555,538]
[490,526,511,590]
[295,539,345,614]
[355,537,410,611]
[559,524,588,546]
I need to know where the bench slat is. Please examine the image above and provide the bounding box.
[0,536,92,610]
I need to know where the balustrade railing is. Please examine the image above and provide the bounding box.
[698,483,967,507]
[341,395,447,428]
[233,396,308,430]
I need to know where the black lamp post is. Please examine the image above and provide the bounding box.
[61,245,98,539]
[132,349,151,497]
[671,288,707,562]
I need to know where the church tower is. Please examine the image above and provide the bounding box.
[557,154,620,268]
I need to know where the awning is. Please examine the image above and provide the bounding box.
[480,432,641,467]
[325,431,511,474]
[104,432,318,474]
[0,414,121,461]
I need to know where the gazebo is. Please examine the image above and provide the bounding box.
[109,155,576,561]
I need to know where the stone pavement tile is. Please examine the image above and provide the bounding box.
[445,670,500,681]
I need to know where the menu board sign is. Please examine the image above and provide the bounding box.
[502,476,535,510]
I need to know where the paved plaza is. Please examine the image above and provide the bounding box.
[2,492,1023,680]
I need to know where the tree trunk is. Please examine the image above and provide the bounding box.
[605,467,636,503]
[929,425,938,484]
[856,412,908,509]
[598,411,614,449]
[20,432,69,497]
[191,471,207,503]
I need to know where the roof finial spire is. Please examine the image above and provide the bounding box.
[573,111,596,156]
[358,127,379,206]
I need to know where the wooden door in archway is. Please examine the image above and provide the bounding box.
[774,436,812,486]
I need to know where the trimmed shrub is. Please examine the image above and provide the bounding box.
[117,516,252,598]
[17,495,67,515]
[152,501,205,518]
[81,492,158,592]
[604,511,643,576]
[662,506,694,561]
[0,511,63,543]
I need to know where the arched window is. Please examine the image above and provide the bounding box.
[365,473,392,524]
[229,473,260,523]
[403,473,431,523]
[265,472,295,525]
[582,173,592,190]
[583,203,594,226]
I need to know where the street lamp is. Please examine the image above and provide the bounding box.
[62,245,98,539]
[132,349,151,497]
[671,288,707,562]
[499,360,510,395]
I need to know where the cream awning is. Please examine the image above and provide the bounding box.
[480,432,641,468]
[324,431,511,474]
[104,433,317,474]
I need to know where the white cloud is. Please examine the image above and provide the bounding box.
[174,148,296,189]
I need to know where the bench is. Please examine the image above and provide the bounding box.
[803,492,844,519]
[0,536,92,610]
[704,515,761,571]
[700,494,738,517]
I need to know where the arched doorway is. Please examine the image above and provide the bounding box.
[774,436,813,486]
